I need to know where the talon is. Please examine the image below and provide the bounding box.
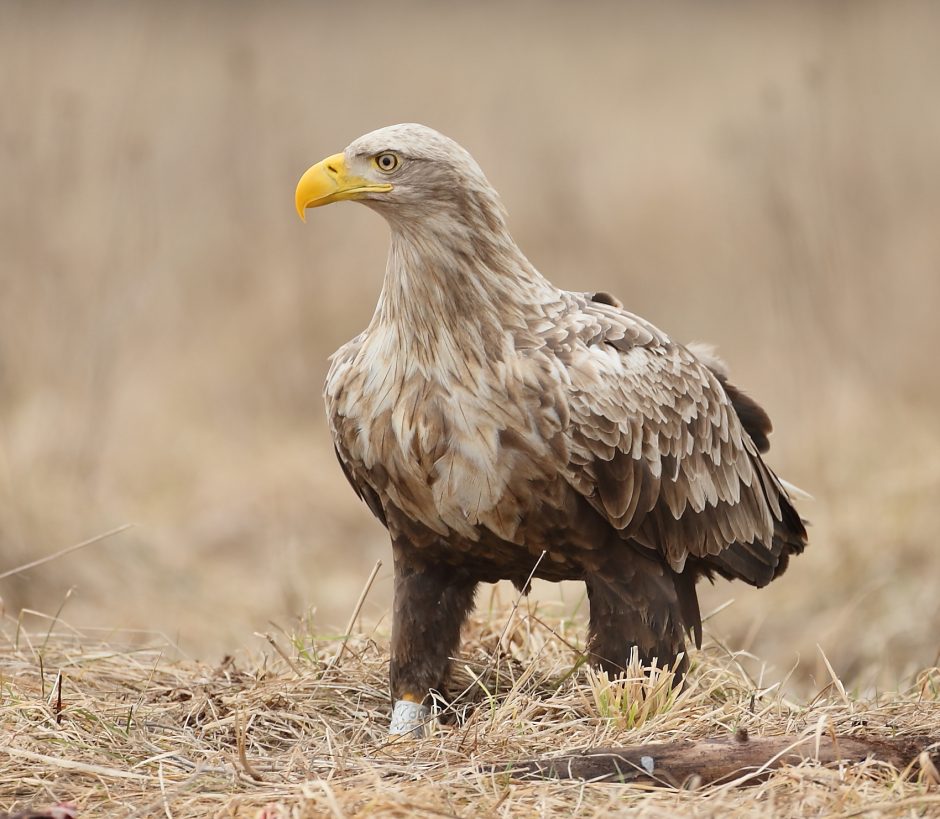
[390,699,430,737]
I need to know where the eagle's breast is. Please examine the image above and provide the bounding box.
[325,327,569,546]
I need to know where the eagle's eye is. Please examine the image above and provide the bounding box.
[373,152,401,173]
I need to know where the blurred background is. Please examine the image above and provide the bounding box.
[1,1,938,693]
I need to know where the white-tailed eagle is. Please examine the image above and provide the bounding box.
[295,124,807,736]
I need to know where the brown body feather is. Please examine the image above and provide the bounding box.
[305,124,807,712]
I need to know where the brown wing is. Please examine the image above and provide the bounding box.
[324,333,392,531]
[333,443,388,528]
[560,298,807,587]
[685,341,773,454]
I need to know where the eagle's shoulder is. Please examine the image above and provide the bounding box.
[324,331,368,400]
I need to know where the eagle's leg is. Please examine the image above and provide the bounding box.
[389,545,477,736]
[584,553,689,682]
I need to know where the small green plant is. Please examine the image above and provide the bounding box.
[585,650,684,729]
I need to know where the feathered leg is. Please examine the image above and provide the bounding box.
[389,544,477,735]
[585,552,690,681]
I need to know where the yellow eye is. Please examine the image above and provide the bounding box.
[374,152,400,173]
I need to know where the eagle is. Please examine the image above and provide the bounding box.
[294,124,807,736]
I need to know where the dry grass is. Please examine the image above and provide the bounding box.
[0,0,937,691]
[2,2,939,684]
[2,605,939,817]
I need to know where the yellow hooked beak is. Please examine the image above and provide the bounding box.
[294,153,393,221]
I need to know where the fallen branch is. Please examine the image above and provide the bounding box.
[494,732,940,787]
[0,808,77,819]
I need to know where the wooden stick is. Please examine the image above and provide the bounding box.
[491,733,940,787]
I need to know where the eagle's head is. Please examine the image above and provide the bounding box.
[295,123,505,231]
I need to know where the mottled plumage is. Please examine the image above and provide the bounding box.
[295,124,808,734]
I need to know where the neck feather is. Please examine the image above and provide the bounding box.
[371,210,557,373]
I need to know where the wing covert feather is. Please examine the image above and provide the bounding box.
[559,299,788,574]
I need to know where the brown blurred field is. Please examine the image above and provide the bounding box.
[1,0,939,695]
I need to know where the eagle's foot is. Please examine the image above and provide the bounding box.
[389,699,430,737]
